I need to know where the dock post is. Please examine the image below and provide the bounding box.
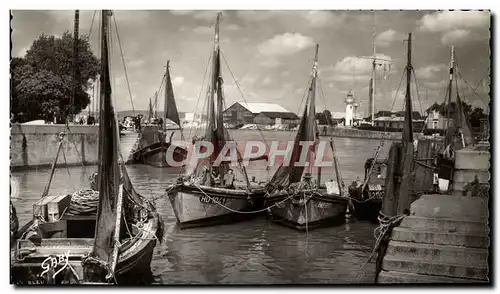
[375,142,403,282]
[397,143,414,215]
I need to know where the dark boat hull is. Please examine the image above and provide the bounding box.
[352,199,382,223]
[349,184,384,223]
[132,141,187,168]
[10,213,160,285]
[265,193,348,231]
[168,184,266,229]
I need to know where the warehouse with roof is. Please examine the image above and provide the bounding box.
[223,102,299,127]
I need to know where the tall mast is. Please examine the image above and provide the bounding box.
[206,13,221,142]
[70,10,80,124]
[164,61,169,125]
[153,91,158,118]
[446,45,455,133]
[311,44,321,185]
[371,14,376,124]
[402,33,413,144]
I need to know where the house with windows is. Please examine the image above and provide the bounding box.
[425,103,454,130]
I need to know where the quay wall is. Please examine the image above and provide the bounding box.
[10,124,99,171]
[325,127,424,141]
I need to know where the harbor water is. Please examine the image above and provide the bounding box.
[11,130,391,284]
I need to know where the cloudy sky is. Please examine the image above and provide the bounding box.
[11,10,491,116]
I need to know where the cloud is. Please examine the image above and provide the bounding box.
[440,29,470,45]
[259,59,282,68]
[179,25,212,35]
[236,11,341,29]
[257,33,314,56]
[262,76,273,85]
[415,64,448,79]
[172,76,185,86]
[333,54,393,74]
[192,26,212,35]
[375,29,404,47]
[127,59,145,69]
[226,24,241,31]
[169,10,195,16]
[193,11,219,21]
[418,11,490,45]
[329,54,393,85]
[419,11,490,33]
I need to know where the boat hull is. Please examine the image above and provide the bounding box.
[265,193,348,231]
[349,185,384,223]
[132,142,187,168]
[352,199,382,223]
[10,213,160,285]
[168,184,265,229]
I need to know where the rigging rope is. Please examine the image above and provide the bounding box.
[352,212,406,283]
[112,14,136,117]
[220,52,268,143]
[410,67,428,134]
[188,49,212,140]
[187,182,298,214]
[456,69,488,108]
[87,10,97,39]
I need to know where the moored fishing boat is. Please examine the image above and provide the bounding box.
[10,10,161,285]
[264,45,348,231]
[132,61,188,167]
[166,13,267,229]
[352,42,478,223]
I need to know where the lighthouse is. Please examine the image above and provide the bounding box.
[345,92,356,127]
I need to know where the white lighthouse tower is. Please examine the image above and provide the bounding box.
[345,91,356,127]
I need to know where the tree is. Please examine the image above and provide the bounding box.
[11,31,99,123]
[322,109,333,126]
[469,107,488,129]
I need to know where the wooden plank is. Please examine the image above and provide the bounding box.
[381,143,403,217]
[413,139,434,195]
[397,143,414,215]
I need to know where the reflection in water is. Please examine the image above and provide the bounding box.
[11,133,385,284]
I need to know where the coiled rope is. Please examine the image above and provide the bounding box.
[67,189,99,216]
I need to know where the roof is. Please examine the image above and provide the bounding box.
[257,111,299,120]
[228,102,291,114]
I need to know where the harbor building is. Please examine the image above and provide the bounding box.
[223,102,298,127]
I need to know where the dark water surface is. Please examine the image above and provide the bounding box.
[11,131,389,284]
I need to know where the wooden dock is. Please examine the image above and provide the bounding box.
[119,131,141,163]
[377,146,490,283]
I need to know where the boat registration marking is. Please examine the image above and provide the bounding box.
[199,195,227,205]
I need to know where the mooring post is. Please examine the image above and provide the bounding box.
[381,142,403,217]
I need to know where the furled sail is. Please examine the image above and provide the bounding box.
[148,98,153,122]
[267,45,320,190]
[90,9,122,268]
[164,61,181,126]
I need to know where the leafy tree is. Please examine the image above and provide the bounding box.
[11,31,99,123]
[322,109,333,126]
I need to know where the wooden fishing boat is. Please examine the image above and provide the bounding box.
[348,158,386,223]
[166,13,267,229]
[10,10,161,285]
[353,44,477,223]
[132,61,187,167]
[264,45,348,231]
